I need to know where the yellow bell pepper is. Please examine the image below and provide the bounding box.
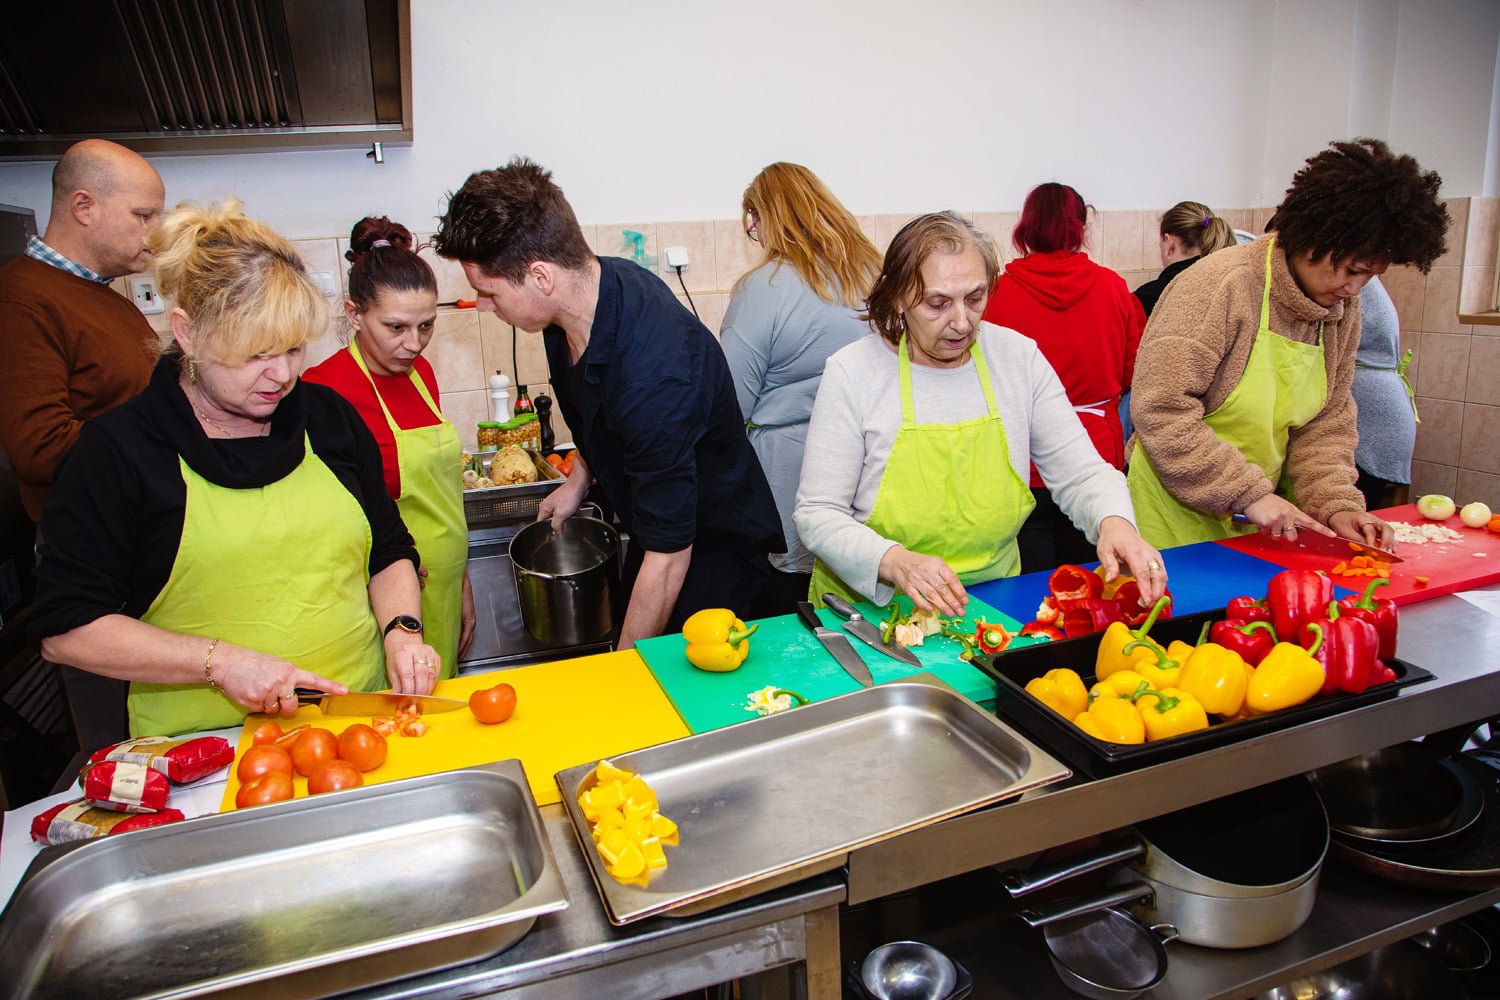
[1120,638,1187,689]
[1089,669,1153,702]
[1177,642,1250,717]
[682,608,759,671]
[1134,686,1211,741]
[1025,668,1089,719]
[1095,596,1173,679]
[1245,639,1325,713]
[1073,695,1146,744]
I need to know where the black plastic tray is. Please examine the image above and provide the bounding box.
[973,608,1434,778]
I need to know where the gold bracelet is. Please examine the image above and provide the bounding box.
[204,638,222,691]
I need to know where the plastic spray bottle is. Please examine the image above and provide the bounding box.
[620,230,658,272]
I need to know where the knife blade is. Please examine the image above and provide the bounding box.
[820,593,923,668]
[794,602,874,687]
[293,690,469,716]
[1230,514,1403,563]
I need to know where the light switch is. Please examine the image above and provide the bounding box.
[309,270,338,296]
[128,277,165,315]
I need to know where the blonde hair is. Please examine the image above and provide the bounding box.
[738,163,880,309]
[149,199,326,365]
[1159,201,1236,257]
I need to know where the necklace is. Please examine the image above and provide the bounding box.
[186,384,270,438]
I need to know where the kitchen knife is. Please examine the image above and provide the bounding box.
[794,602,874,688]
[821,593,923,668]
[293,690,469,716]
[1230,515,1403,563]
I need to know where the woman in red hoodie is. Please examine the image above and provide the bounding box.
[983,183,1145,572]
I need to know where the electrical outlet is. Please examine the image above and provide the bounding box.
[664,246,690,270]
[128,277,165,315]
[309,270,338,296]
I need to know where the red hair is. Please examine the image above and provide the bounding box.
[1013,183,1087,255]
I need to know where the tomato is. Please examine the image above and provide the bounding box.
[307,758,364,795]
[290,727,339,777]
[469,683,517,724]
[236,744,294,783]
[251,721,284,746]
[235,770,294,808]
[337,723,388,772]
[275,723,311,747]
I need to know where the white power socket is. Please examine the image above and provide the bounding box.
[663,246,690,270]
[128,277,165,315]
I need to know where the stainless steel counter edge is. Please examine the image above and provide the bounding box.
[344,804,846,1000]
[846,586,1500,905]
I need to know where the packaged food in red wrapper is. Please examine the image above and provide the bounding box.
[30,799,186,845]
[79,760,172,813]
[88,735,234,784]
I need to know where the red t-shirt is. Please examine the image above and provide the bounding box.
[302,348,442,499]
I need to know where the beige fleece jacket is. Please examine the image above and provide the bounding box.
[1130,235,1366,523]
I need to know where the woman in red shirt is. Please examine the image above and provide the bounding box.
[983,183,1145,572]
[303,217,474,675]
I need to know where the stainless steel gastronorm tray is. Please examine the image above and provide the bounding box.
[0,759,567,1000]
[557,680,1071,925]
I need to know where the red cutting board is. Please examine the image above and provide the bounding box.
[219,651,688,811]
[1217,504,1500,605]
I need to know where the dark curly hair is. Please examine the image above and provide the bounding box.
[345,216,435,311]
[1266,138,1449,272]
[433,157,592,282]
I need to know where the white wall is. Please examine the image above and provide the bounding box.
[0,0,1495,238]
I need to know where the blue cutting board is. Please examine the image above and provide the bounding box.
[965,540,1353,623]
[633,597,1021,734]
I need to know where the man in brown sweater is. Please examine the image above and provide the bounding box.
[0,139,164,522]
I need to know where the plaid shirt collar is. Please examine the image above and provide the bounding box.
[26,235,112,284]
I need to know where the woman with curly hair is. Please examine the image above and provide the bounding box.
[1127,138,1449,550]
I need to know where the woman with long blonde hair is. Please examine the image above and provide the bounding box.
[721,162,880,611]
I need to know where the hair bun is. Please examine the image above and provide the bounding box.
[346,215,414,263]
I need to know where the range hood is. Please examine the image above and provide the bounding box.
[0,0,411,158]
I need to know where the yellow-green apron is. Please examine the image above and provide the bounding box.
[810,336,1035,607]
[351,342,467,677]
[129,433,387,737]
[1128,237,1327,547]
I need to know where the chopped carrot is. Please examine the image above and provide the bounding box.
[1415,576,1430,585]
[1351,556,1369,568]
[1332,561,1348,574]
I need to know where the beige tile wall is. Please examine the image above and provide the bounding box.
[112,199,1500,501]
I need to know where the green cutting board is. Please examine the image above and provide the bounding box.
[633,597,1022,733]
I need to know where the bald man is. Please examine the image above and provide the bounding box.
[0,139,165,521]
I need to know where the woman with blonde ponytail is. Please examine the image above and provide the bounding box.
[1134,201,1237,317]
[33,200,438,741]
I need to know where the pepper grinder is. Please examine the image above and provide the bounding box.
[487,370,512,422]
[534,394,555,453]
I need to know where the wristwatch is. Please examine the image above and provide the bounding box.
[383,614,424,637]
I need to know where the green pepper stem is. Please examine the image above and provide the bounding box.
[771,689,808,705]
[1196,620,1212,645]
[1122,638,1179,673]
[1138,686,1181,712]
[1130,595,1172,642]
[1304,622,1325,657]
[1353,577,1391,610]
[728,622,759,647]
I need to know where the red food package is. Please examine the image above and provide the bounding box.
[89,735,234,784]
[79,760,172,813]
[31,799,185,846]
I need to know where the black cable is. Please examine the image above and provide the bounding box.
[673,266,699,320]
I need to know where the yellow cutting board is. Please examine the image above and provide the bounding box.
[219,651,689,811]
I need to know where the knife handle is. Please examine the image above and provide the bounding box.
[795,601,823,634]
[821,593,862,623]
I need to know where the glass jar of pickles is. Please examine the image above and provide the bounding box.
[476,422,502,449]
[496,413,540,451]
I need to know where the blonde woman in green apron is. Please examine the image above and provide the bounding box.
[1127,139,1450,552]
[303,216,474,676]
[32,200,438,741]
[796,212,1167,619]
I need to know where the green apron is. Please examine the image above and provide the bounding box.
[129,433,387,737]
[350,342,467,677]
[810,336,1035,607]
[1128,237,1328,547]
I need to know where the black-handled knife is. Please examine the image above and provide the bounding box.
[822,593,923,668]
[795,601,874,687]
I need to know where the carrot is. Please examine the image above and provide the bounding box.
[1332,561,1348,575]
[1415,576,1430,585]
[545,453,566,471]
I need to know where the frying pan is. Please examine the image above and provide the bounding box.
[1307,743,1467,841]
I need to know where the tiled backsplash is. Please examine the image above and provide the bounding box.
[118,200,1499,504]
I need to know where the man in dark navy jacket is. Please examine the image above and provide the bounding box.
[435,158,783,648]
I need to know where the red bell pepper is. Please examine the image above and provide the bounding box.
[1035,596,1062,625]
[1299,605,1381,695]
[1049,564,1103,603]
[1209,619,1278,666]
[1336,578,1398,661]
[1060,599,1126,638]
[1019,621,1065,641]
[1113,580,1173,627]
[1225,595,1272,625]
[1268,569,1333,642]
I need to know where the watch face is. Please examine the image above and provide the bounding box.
[385,614,424,635]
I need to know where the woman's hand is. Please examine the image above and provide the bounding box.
[458,572,477,659]
[1329,509,1396,550]
[209,641,348,716]
[1095,516,1168,607]
[1241,494,1334,543]
[879,545,968,618]
[384,630,441,695]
